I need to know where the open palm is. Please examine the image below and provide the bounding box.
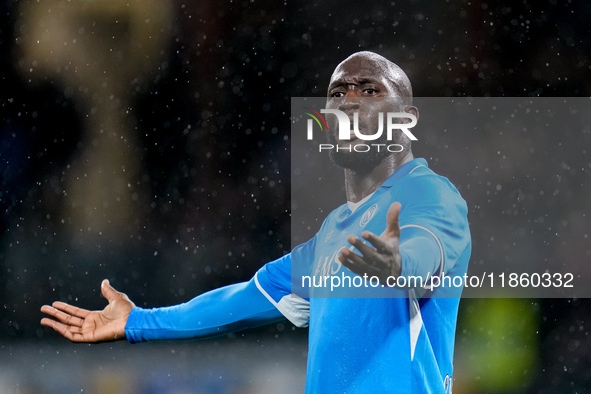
[339,202,403,283]
[41,279,135,343]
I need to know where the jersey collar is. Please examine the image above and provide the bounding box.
[379,158,429,189]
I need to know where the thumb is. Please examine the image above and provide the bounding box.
[383,202,401,239]
[101,279,121,303]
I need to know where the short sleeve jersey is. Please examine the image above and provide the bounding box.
[255,158,471,394]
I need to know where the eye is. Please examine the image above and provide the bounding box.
[363,88,378,95]
[330,91,345,98]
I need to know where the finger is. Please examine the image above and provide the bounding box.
[41,317,82,334]
[339,248,383,277]
[383,202,401,239]
[40,317,58,330]
[40,305,84,327]
[338,247,365,266]
[361,231,389,253]
[347,235,381,260]
[101,279,123,303]
[51,302,91,319]
[341,256,382,278]
[41,318,86,342]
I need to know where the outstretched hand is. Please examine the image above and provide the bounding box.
[40,279,135,343]
[338,202,402,283]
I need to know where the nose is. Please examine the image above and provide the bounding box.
[338,90,361,112]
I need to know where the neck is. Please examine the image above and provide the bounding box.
[344,151,414,203]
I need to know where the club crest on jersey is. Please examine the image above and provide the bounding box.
[360,204,378,227]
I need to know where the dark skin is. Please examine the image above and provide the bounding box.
[40,51,418,342]
[40,279,134,342]
[327,52,418,282]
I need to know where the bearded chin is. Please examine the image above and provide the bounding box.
[326,135,391,174]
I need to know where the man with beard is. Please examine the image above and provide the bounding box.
[41,51,471,393]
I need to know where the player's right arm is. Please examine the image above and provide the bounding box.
[41,257,292,343]
[125,273,285,343]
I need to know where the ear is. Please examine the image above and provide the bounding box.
[404,105,419,123]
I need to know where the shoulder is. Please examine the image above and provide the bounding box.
[398,164,466,207]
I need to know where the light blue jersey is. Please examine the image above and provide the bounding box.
[126,158,471,393]
[255,158,471,393]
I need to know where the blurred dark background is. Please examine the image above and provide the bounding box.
[1,0,590,393]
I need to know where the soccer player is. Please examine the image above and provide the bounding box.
[41,51,471,393]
